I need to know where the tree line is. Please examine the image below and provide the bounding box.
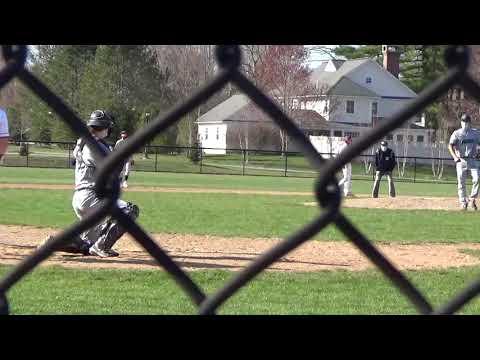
[4,45,230,147]
[2,45,459,149]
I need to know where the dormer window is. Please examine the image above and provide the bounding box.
[366,77,372,84]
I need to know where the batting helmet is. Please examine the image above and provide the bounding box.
[86,110,114,129]
[461,113,472,123]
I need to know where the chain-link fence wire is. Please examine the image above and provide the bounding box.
[0,44,478,315]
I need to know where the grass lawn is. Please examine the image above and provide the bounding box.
[1,188,479,243]
[0,167,464,197]
[4,144,459,181]
[2,265,480,314]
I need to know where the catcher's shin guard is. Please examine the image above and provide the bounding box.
[95,202,140,251]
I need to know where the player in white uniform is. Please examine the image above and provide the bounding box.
[0,107,9,163]
[337,135,353,197]
[448,113,480,211]
[115,130,133,188]
[39,110,140,257]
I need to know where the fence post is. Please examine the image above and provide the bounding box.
[284,152,288,177]
[155,147,158,172]
[242,149,246,176]
[26,143,29,168]
[200,146,203,174]
[67,143,71,169]
[372,154,375,181]
[414,157,417,183]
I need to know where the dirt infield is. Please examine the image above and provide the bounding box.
[305,195,463,211]
[1,225,480,272]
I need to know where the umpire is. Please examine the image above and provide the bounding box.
[372,141,396,198]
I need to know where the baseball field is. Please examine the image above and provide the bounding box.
[2,167,480,314]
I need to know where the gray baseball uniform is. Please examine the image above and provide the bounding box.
[72,138,112,245]
[72,137,139,253]
[449,127,480,204]
[114,138,132,179]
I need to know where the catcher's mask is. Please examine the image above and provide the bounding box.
[87,110,114,137]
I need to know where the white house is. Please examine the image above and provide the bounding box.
[196,45,433,155]
[302,45,421,130]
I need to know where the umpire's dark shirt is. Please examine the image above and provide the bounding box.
[375,148,396,172]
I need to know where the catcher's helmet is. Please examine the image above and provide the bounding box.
[86,110,114,129]
[461,113,472,123]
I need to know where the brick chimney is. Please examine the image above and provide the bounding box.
[382,45,400,78]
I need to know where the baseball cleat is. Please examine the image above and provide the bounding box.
[89,245,118,258]
[121,181,128,188]
[105,249,119,257]
[461,203,468,211]
[471,200,478,211]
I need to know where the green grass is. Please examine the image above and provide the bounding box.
[1,188,478,243]
[0,166,465,197]
[2,265,480,314]
[2,145,461,182]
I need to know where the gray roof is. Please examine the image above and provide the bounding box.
[331,60,346,69]
[310,58,371,90]
[197,96,331,131]
[196,94,250,123]
[289,109,329,130]
[329,77,379,97]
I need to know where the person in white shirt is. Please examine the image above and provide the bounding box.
[337,135,353,197]
[114,130,133,188]
[0,107,9,163]
[448,113,480,210]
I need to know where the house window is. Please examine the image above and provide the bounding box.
[344,131,360,138]
[396,134,404,142]
[386,134,393,141]
[371,102,378,116]
[333,130,343,137]
[312,130,330,136]
[216,127,219,140]
[346,100,355,114]
[205,128,208,140]
[366,77,372,84]
[417,135,424,143]
[408,135,414,143]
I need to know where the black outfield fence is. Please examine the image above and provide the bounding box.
[0,45,478,315]
[3,140,461,184]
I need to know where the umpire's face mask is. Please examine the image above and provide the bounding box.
[380,145,387,152]
[461,121,471,130]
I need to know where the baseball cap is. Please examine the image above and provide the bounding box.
[380,141,388,146]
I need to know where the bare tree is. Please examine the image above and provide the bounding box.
[253,45,312,154]
[153,45,218,149]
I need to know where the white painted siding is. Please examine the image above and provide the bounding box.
[329,96,374,125]
[346,61,417,98]
[310,127,437,163]
[198,123,227,155]
[303,99,329,119]
[324,60,338,72]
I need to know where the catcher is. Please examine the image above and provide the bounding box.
[40,110,140,257]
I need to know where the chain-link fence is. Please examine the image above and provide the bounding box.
[0,44,478,315]
[2,140,463,184]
